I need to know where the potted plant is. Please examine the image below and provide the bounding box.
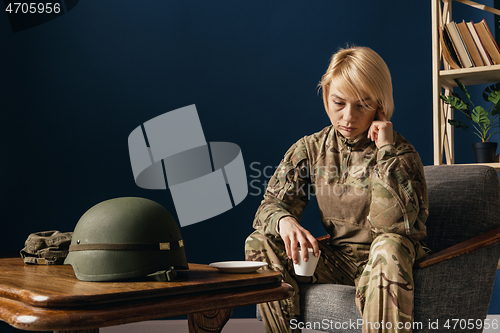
[440,79,500,163]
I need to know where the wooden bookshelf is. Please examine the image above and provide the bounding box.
[432,0,500,168]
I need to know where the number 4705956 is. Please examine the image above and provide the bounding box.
[443,318,498,330]
[5,2,61,14]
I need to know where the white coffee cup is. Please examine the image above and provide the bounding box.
[293,248,321,276]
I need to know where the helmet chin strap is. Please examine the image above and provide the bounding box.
[147,266,177,282]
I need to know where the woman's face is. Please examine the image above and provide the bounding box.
[326,85,379,139]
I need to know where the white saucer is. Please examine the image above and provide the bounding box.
[209,261,268,273]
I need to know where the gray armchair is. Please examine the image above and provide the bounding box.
[261,165,500,333]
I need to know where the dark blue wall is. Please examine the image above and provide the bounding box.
[0,0,498,325]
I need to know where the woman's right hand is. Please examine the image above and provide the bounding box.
[278,216,319,264]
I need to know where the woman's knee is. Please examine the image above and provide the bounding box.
[245,231,266,261]
[370,233,416,261]
[245,231,286,262]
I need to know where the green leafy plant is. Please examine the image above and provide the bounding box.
[440,79,500,142]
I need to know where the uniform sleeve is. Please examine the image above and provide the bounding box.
[252,140,311,236]
[368,141,428,241]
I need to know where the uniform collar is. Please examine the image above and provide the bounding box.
[333,127,373,150]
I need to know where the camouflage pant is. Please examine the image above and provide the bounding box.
[245,231,428,333]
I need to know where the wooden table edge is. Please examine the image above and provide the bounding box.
[0,259,282,308]
[0,282,294,331]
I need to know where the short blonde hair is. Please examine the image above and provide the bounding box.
[318,46,394,120]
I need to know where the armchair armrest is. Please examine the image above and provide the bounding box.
[316,227,500,269]
[416,226,500,268]
[317,235,329,243]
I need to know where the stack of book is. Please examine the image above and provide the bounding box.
[441,19,500,69]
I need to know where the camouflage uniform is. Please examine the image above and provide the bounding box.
[245,125,429,333]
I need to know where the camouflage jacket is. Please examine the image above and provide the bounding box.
[252,125,428,247]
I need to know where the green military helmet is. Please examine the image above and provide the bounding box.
[64,197,188,282]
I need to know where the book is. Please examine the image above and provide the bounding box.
[474,19,500,65]
[446,21,474,68]
[466,21,492,66]
[444,24,464,68]
[457,21,484,66]
[440,25,461,69]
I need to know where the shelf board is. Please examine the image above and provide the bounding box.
[439,65,500,88]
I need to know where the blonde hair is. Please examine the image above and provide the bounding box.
[318,46,394,120]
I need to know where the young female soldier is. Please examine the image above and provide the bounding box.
[245,46,429,333]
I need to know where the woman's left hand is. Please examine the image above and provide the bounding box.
[367,109,394,148]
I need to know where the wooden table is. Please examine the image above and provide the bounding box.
[0,258,293,332]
